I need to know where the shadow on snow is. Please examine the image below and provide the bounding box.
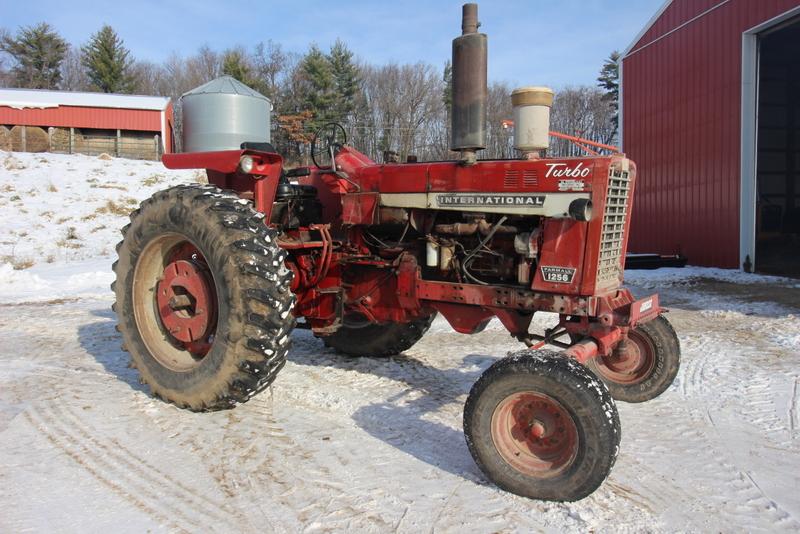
[77,307,148,395]
[288,328,498,484]
[78,306,498,484]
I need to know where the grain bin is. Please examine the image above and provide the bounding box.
[181,76,271,153]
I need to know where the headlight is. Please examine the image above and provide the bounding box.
[568,198,593,222]
[239,155,254,173]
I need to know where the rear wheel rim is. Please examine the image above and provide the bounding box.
[132,234,218,372]
[593,329,655,385]
[490,391,579,478]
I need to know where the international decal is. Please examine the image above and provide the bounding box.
[436,194,546,207]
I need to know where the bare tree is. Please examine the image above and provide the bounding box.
[252,40,287,100]
[131,60,168,95]
[485,82,513,159]
[549,86,616,157]
[359,62,444,161]
[60,46,90,91]
[187,45,221,86]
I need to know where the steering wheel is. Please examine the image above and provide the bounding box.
[310,122,347,169]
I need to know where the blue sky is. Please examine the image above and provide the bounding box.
[1,0,664,87]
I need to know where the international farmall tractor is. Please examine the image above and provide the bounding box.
[112,4,680,501]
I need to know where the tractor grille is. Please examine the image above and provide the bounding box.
[596,165,632,288]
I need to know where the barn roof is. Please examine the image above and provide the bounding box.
[0,88,171,111]
[622,0,674,57]
[622,1,737,59]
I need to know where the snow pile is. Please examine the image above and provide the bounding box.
[0,258,114,303]
[625,265,800,289]
[0,151,199,268]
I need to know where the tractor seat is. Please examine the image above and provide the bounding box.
[240,141,278,153]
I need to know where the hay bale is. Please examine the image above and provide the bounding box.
[81,135,116,156]
[9,125,50,152]
[0,126,11,151]
[49,127,86,153]
[119,133,159,160]
[49,127,69,152]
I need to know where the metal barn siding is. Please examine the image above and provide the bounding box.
[0,106,163,132]
[622,0,800,268]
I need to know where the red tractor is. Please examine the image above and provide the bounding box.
[112,4,679,502]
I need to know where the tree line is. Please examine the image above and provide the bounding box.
[0,23,619,163]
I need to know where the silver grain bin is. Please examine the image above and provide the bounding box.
[181,76,271,153]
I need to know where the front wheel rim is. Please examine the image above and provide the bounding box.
[490,391,579,478]
[593,329,656,385]
[132,234,218,372]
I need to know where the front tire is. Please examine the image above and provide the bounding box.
[113,185,295,411]
[464,350,620,502]
[586,315,680,403]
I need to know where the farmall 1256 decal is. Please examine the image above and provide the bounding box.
[541,266,576,284]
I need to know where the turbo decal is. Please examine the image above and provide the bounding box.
[545,162,591,178]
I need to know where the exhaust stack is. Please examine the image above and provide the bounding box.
[450,3,487,165]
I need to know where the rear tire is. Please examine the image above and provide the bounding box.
[586,315,680,403]
[113,185,295,411]
[322,313,436,357]
[464,350,620,502]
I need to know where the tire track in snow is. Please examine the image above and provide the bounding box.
[48,402,254,531]
[23,409,190,534]
[32,402,248,532]
[627,402,799,531]
[216,394,400,532]
[647,312,800,530]
[285,335,636,532]
[678,310,796,449]
[112,393,299,531]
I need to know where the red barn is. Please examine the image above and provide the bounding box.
[621,0,800,276]
[0,88,174,158]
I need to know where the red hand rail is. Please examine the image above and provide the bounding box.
[548,131,621,155]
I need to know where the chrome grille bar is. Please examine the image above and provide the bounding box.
[596,166,632,288]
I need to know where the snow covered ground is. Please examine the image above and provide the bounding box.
[1,151,799,532]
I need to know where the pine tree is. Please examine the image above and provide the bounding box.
[222,48,265,93]
[82,25,136,93]
[328,39,360,123]
[0,23,67,89]
[298,45,336,129]
[597,50,620,134]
